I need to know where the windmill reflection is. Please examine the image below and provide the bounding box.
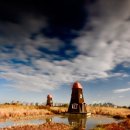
[68,115,87,130]
[45,115,87,129]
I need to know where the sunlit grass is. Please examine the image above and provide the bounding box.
[1,122,73,130]
[87,106,130,119]
[0,104,53,121]
[1,103,130,125]
[91,119,130,130]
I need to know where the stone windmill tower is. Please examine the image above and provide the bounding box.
[46,94,53,106]
[68,81,87,113]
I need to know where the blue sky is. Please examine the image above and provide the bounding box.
[0,0,130,106]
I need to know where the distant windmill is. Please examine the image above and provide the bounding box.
[46,94,53,106]
[68,81,87,114]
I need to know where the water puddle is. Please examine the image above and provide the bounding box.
[0,115,121,130]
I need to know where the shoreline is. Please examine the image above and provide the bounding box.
[1,105,130,129]
[0,122,73,130]
[0,104,67,123]
[91,119,130,130]
[1,105,130,121]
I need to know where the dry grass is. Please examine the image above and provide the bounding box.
[1,104,130,123]
[91,119,130,130]
[49,106,68,114]
[0,104,68,122]
[0,122,73,130]
[87,106,130,119]
[0,104,53,122]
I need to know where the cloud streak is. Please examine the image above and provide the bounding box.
[113,87,130,93]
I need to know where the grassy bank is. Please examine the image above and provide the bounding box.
[1,104,130,121]
[87,106,130,119]
[91,119,130,130]
[0,122,73,130]
[88,106,130,130]
[0,104,53,122]
[1,105,130,130]
[0,104,68,122]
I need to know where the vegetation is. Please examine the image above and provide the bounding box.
[91,119,130,130]
[1,102,130,130]
[0,104,53,122]
[1,122,73,130]
[87,105,130,119]
[0,102,68,122]
[90,102,115,107]
[1,102,130,121]
[90,103,130,109]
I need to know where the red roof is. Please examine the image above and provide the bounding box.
[47,94,52,98]
[72,82,82,89]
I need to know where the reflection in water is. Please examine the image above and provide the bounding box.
[45,115,87,130]
[46,115,120,130]
[46,118,52,123]
[68,115,87,130]
[0,115,121,129]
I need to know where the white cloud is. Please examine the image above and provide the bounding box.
[119,95,124,98]
[113,87,130,93]
[73,0,130,79]
[0,1,130,92]
[0,64,60,92]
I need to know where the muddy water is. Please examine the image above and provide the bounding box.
[0,115,121,130]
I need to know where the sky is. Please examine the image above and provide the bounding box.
[0,0,130,106]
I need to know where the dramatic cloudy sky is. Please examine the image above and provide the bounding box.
[0,0,130,105]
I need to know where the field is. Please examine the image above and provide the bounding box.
[0,104,51,122]
[0,104,70,130]
[0,104,68,122]
[0,122,72,130]
[87,106,130,119]
[1,104,130,121]
[91,119,130,130]
[1,104,130,129]
[88,106,130,130]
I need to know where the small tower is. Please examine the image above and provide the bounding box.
[46,94,53,106]
[68,82,87,114]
